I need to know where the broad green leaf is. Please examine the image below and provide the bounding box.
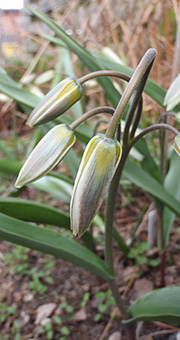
[163,151,180,247]
[0,197,69,228]
[0,159,21,176]
[0,197,95,250]
[0,212,112,282]
[124,287,180,324]
[123,158,180,217]
[28,7,121,107]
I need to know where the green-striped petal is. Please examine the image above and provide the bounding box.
[27,77,84,127]
[15,124,75,188]
[70,134,121,237]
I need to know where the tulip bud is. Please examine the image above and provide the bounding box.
[15,124,76,188]
[27,77,84,127]
[70,135,122,237]
[174,133,180,157]
[163,74,180,111]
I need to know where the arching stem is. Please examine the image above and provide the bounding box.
[69,106,115,130]
[105,49,157,139]
[78,70,130,84]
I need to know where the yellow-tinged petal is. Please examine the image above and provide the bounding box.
[27,77,84,127]
[174,133,180,157]
[15,124,75,188]
[70,135,121,237]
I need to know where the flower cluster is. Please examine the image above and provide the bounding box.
[15,77,121,237]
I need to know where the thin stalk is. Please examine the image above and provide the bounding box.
[104,122,178,338]
[105,151,136,339]
[158,111,176,123]
[78,70,130,84]
[157,211,166,287]
[105,48,157,139]
[127,124,179,153]
[69,106,115,130]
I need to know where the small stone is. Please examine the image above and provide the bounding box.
[108,331,121,340]
[35,303,56,324]
[74,308,87,321]
[23,292,33,302]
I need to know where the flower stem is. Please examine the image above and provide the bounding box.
[127,123,179,153]
[105,48,157,139]
[69,106,115,130]
[78,70,130,84]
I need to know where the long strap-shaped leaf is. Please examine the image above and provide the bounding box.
[0,212,112,282]
[0,197,70,228]
[123,159,180,217]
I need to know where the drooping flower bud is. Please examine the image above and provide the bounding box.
[70,134,122,237]
[163,74,180,111]
[27,77,84,127]
[174,133,180,157]
[15,124,75,188]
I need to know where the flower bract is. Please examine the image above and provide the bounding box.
[27,77,84,127]
[70,134,122,237]
[15,124,76,188]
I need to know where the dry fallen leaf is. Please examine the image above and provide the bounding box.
[35,303,56,324]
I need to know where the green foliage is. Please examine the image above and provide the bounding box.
[93,290,115,322]
[0,302,17,323]
[125,287,180,324]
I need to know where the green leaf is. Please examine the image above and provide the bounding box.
[0,197,70,229]
[163,151,180,247]
[0,69,39,108]
[124,287,180,324]
[123,159,180,217]
[0,197,95,250]
[0,212,112,282]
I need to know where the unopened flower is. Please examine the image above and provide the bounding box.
[15,124,75,188]
[27,77,84,127]
[70,135,121,237]
[164,74,180,111]
[174,133,180,157]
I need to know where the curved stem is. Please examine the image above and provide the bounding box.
[105,48,157,139]
[78,70,130,84]
[69,106,115,130]
[127,123,179,153]
[92,119,109,136]
[158,111,177,123]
